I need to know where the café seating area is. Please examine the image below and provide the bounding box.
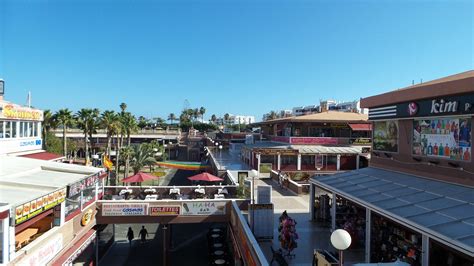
[102,185,237,201]
[208,227,231,265]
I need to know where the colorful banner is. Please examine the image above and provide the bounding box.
[156,161,210,171]
[413,117,471,161]
[373,121,399,152]
[101,203,148,216]
[150,206,180,216]
[181,201,226,216]
[15,188,67,225]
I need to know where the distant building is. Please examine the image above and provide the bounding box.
[291,100,368,116]
[218,114,255,125]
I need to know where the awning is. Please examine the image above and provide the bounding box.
[349,123,372,131]
[20,152,65,161]
[311,167,474,255]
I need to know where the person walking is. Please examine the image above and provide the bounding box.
[139,226,149,244]
[127,227,134,247]
[278,170,283,189]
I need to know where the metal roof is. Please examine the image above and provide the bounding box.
[311,167,474,255]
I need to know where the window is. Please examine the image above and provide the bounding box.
[11,121,17,138]
[33,122,38,137]
[373,121,398,152]
[5,121,11,138]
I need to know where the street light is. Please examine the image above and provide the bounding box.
[218,145,223,157]
[330,229,352,266]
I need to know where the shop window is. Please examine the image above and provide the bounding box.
[373,121,398,152]
[11,121,17,138]
[429,239,473,266]
[335,196,365,249]
[413,117,471,162]
[15,213,54,251]
[370,213,421,265]
[5,121,11,138]
[313,185,333,227]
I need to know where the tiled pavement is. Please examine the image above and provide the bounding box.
[254,178,365,266]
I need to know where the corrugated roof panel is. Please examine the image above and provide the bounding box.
[431,221,474,239]
[402,192,441,203]
[389,205,431,217]
[437,204,474,220]
[370,183,403,193]
[359,193,392,202]
[409,212,456,227]
[375,198,411,209]
[416,197,464,210]
[383,187,421,198]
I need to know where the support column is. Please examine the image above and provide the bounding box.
[257,153,261,173]
[356,155,360,170]
[422,235,429,266]
[162,224,169,266]
[251,152,255,169]
[297,154,301,171]
[2,219,9,263]
[336,155,341,171]
[310,184,315,221]
[331,192,336,231]
[365,209,371,263]
[277,153,281,171]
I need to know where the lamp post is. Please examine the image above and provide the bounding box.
[168,142,172,160]
[163,144,168,160]
[249,169,259,233]
[218,145,223,157]
[330,229,352,266]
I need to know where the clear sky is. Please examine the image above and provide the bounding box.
[1,0,472,121]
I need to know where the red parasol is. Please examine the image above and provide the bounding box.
[187,172,224,182]
[122,172,158,183]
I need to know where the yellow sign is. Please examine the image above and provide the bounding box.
[81,209,94,226]
[15,188,67,225]
[1,104,43,121]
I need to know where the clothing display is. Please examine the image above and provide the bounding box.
[278,211,298,257]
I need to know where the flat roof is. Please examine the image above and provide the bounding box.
[311,167,474,255]
[0,156,104,206]
[361,70,474,108]
[254,111,368,125]
[243,142,362,154]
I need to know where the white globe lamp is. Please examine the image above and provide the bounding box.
[330,229,351,266]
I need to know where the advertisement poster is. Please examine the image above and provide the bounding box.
[373,121,399,152]
[181,201,226,216]
[150,206,180,216]
[101,203,148,216]
[15,187,67,225]
[413,118,471,161]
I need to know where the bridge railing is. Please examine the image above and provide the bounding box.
[52,128,181,135]
[102,185,238,200]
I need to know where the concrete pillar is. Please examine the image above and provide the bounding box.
[310,184,315,221]
[336,154,341,171]
[422,235,429,266]
[365,209,371,263]
[297,154,301,171]
[331,192,336,231]
[356,154,360,169]
[2,219,9,263]
[277,153,281,170]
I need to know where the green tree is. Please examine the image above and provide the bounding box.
[168,113,177,125]
[121,145,134,180]
[210,114,217,124]
[75,108,98,163]
[199,107,206,123]
[130,144,157,174]
[54,109,74,157]
[224,113,230,125]
[137,116,148,129]
[101,110,119,156]
[42,110,56,150]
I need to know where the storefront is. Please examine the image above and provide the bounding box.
[65,171,106,221]
[310,71,474,266]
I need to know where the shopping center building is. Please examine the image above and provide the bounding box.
[0,84,106,265]
[310,71,474,265]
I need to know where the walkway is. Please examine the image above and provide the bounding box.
[254,178,364,265]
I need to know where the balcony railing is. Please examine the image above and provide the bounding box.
[102,185,238,200]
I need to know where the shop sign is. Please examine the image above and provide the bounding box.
[369,93,474,120]
[62,232,96,266]
[350,138,372,145]
[68,173,99,197]
[271,136,290,143]
[149,206,180,216]
[101,203,148,216]
[15,188,67,225]
[24,235,63,266]
[181,201,226,216]
[290,137,338,145]
[0,103,43,121]
[81,209,94,226]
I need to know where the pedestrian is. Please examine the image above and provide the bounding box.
[278,170,283,189]
[127,227,134,247]
[139,226,149,244]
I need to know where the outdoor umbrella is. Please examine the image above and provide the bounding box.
[187,172,224,182]
[122,172,158,183]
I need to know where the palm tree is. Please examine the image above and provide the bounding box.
[130,144,157,174]
[199,107,206,123]
[121,145,134,179]
[155,117,165,128]
[120,102,127,113]
[42,110,56,150]
[101,110,119,156]
[55,109,74,157]
[137,116,148,130]
[168,113,177,125]
[224,113,230,125]
[210,114,217,124]
[267,111,278,121]
[88,108,101,152]
[75,108,94,163]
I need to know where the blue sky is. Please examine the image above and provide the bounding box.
[1,0,472,121]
